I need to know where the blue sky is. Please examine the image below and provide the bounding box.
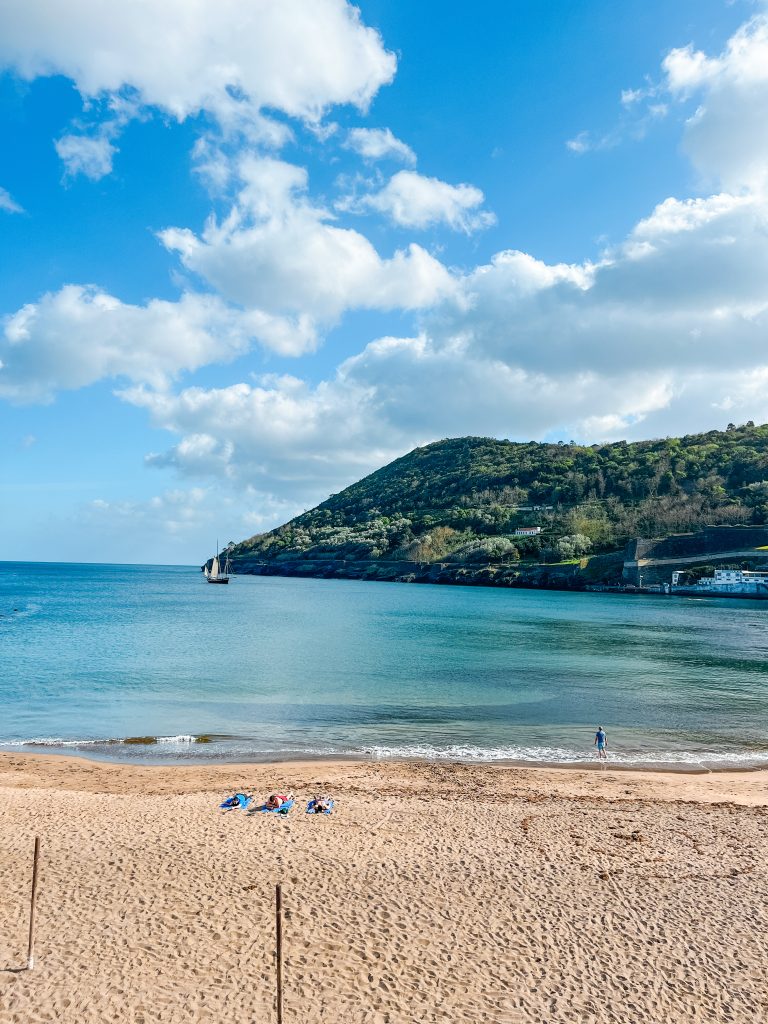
[2,0,767,564]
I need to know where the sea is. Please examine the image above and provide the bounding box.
[1,561,767,770]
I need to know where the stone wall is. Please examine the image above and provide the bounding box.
[622,525,768,584]
[626,525,768,564]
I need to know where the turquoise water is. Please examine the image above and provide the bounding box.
[1,561,767,768]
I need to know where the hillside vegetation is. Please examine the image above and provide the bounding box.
[230,423,768,567]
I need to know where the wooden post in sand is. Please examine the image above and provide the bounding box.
[26,837,41,970]
[275,884,284,1024]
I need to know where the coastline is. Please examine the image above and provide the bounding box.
[2,750,767,804]
[229,558,768,599]
[3,741,768,775]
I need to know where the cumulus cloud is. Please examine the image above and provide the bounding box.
[55,133,117,180]
[0,0,396,174]
[345,170,495,232]
[0,285,315,403]
[663,14,768,190]
[123,373,394,499]
[1,155,458,404]
[117,347,698,507]
[160,157,457,324]
[0,0,395,121]
[120,2,768,501]
[0,186,23,213]
[125,169,768,501]
[428,195,768,390]
[53,94,143,179]
[344,127,416,164]
[6,7,768,522]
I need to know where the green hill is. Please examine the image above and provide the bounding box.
[229,422,768,569]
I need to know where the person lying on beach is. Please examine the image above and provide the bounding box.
[310,794,332,813]
[265,792,293,810]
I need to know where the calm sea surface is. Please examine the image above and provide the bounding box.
[1,561,767,768]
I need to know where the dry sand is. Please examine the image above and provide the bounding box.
[1,754,767,1024]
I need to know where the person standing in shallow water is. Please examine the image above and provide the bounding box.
[594,725,608,760]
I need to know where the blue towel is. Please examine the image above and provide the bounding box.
[220,793,251,809]
[306,798,335,815]
[258,798,295,815]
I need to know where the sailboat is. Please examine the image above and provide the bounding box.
[204,542,231,584]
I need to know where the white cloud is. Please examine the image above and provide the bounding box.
[123,373,394,499]
[120,348,726,510]
[0,0,396,165]
[620,87,646,106]
[55,133,117,180]
[345,127,416,164]
[0,186,23,213]
[443,191,768,378]
[566,132,593,154]
[345,169,495,232]
[6,6,768,526]
[630,192,751,239]
[663,44,720,95]
[663,15,768,190]
[0,156,458,404]
[0,285,315,403]
[160,157,457,324]
[126,170,768,502]
[53,94,142,179]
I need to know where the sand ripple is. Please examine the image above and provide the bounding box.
[1,757,767,1023]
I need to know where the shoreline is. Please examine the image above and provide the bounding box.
[229,560,768,599]
[2,744,768,775]
[3,750,767,804]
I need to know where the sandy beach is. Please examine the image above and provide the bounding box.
[1,755,767,1024]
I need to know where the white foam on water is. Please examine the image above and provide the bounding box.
[2,737,115,747]
[360,743,768,768]
[3,734,198,748]
[2,737,767,769]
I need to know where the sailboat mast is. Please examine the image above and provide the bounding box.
[205,535,230,583]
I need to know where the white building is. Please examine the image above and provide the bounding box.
[672,568,768,595]
[514,526,542,536]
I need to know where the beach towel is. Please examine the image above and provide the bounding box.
[258,799,295,815]
[306,798,335,815]
[220,793,251,810]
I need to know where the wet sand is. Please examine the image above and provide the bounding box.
[1,754,767,1023]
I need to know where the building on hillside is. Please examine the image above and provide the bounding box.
[672,569,768,596]
[514,526,542,536]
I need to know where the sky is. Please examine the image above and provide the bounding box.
[2,0,768,564]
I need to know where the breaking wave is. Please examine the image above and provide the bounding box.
[361,743,768,769]
[2,735,767,770]
[3,734,204,748]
